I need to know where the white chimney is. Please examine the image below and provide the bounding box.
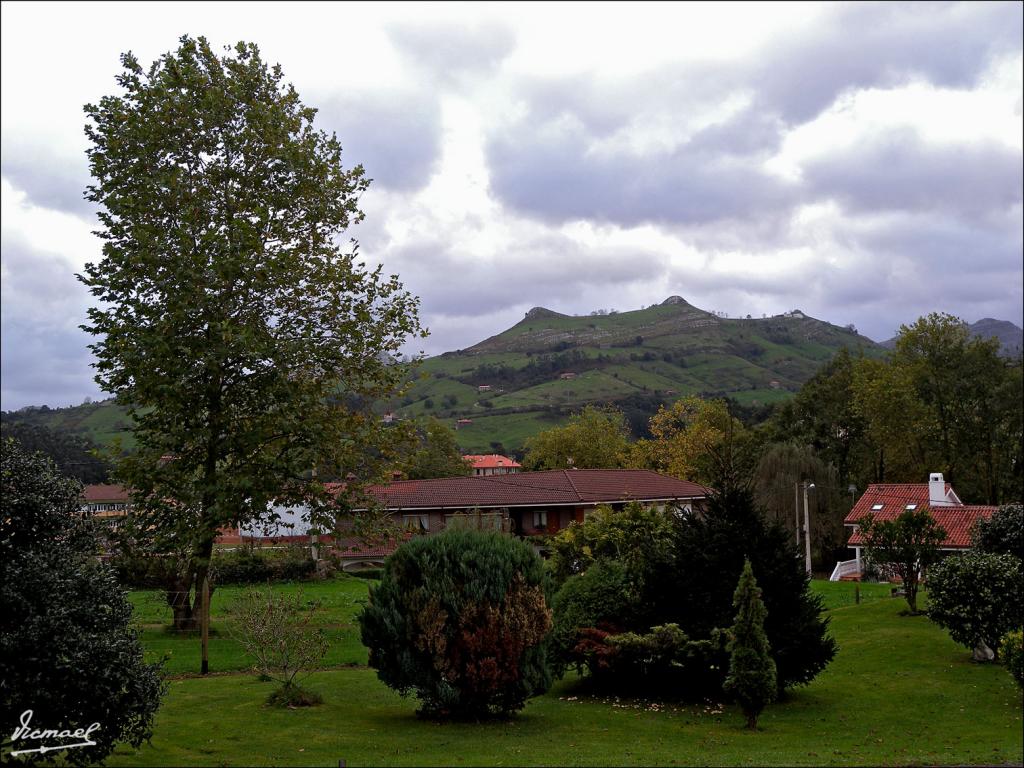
[929,473,949,506]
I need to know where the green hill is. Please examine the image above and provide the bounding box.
[3,297,886,457]
[390,296,884,452]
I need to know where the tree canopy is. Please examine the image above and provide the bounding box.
[394,417,472,480]
[79,36,423,641]
[522,405,631,470]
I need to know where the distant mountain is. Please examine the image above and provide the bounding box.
[392,297,885,452]
[880,318,1023,357]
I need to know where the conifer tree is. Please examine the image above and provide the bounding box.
[724,559,776,730]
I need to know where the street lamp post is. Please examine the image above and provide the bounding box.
[794,482,801,546]
[802,481,815,575]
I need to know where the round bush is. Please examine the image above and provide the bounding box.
[1001,629,1023,687]
[927,551,1024,658]
[359,530,553,718]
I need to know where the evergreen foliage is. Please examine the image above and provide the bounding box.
[0,439,164,765]
[359,530,553,718]
[549,490,835,697]
[724,560,777,729]
[652,487,836,692]
[927,551,1024,660]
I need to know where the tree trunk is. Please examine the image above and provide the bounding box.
[166,570,199,632]
[746,713,758,730]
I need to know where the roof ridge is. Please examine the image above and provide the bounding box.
[562,469,582,501]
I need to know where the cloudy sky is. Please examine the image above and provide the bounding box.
[2,1,1022,410]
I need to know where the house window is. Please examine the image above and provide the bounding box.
[402,514,429,532]
[533,511,547,529]
[871,504,884,511]
[905,504,917,510]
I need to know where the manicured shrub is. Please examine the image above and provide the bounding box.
[927,551,1024,660]
[359,529,553,718]
[972,504,1024,559]
[1001,629,1023,687]
[723,560,777,730]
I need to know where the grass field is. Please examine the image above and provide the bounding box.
[107,578,1023,766]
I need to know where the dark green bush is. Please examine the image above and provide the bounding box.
[1,439,165,765]
[927,551,1024,659]
[549,560,635,676]
[359,529,553,718]
[550,488,836,697]
[1001,629,1023,687]
[972,504,1024,559]
[650,488,836,691]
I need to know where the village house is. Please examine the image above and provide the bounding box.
[830,472,996,581]
[80,483,131,522]
[352,468,709,540]
[463,454,522,476]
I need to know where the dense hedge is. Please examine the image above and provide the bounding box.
[113,544,316,587]
[360,529,554,718]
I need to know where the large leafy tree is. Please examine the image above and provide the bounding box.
[79,37,422,638]
[0,439,164,765]
[522,405,631,470]
[629,396,755,492]
[851,314,1021,502]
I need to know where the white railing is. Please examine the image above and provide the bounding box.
[829,558,860,582]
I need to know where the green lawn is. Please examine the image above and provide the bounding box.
[129,577,372,675]
[109,580,1023,766]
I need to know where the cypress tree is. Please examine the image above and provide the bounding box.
[724,559,776,730]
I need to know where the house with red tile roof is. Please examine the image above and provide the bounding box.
[463,453,522,476]
[831,472,996,581]
[80,483,132,518]
[353,468,710,538]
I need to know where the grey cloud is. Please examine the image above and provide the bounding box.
[485,2,1022,231]
[802,130,1023,219]
[386,21,516,85]
[0,235,100,410]
[383,234,669,320]
[1,142,95,218]
[488,121,799,227]
[854,210,1023,275]
[315,90,443,192]
[750,2,1023,124]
